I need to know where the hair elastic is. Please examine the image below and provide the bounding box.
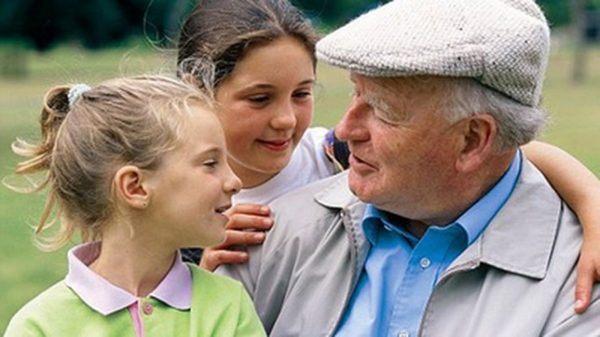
[67,83,92,109]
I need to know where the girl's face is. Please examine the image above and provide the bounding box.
[146,105,241,248]
[215,36,315,188]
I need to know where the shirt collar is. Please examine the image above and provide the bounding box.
[362,205,419,246]
[65,242,192,316]
[362,150,522,246]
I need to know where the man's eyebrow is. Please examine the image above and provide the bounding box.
[363,93,391,113]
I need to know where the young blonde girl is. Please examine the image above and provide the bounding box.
[3,76,265,337]
[176,0,600,313]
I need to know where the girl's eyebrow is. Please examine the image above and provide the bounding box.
[191,146,222,162]
[298,78,316,86]
[241,78,315,91]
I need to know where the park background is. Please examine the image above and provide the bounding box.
[0,0,599,332]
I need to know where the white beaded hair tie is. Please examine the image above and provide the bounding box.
[67,83,91,109]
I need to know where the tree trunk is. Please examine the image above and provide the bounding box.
[570,0,588,83]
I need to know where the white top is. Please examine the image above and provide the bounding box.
[233,127,337,205]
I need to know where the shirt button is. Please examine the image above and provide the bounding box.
[420,257,431,269]
[398,330,410,337]
[142,302,154,315]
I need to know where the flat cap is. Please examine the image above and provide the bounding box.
[316,0,551,107]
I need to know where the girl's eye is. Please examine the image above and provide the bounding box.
[203,159,218,168]
[293,90,312,99]
[247,95,269,104]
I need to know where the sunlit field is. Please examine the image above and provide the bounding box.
[0,41,599,332]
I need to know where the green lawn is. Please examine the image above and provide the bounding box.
[1,42,599,332]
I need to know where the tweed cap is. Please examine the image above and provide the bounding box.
[316,0,551,107]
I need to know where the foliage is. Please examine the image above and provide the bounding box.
[1,0,599,51]
[538,0,572,27]
[0,0,192,51]
[293,0,385,27]
[291,0,598,29]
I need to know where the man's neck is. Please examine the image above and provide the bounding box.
[407,149,517,238]
[405,219,429,238]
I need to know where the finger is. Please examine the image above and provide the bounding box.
[200,249,249,271]
[226,203,270,217]
[226,213,273,231]
[214,230,266,249]
[574,263,594,314]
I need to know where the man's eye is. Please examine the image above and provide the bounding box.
[375,113,396,125]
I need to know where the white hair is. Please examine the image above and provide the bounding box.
[442,78,547,150]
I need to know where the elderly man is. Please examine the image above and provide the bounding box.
[219,0,600,336]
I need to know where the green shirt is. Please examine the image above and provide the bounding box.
[4,266,266,337]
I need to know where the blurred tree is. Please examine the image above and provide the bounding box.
[292,0,598,30]
[538,0,572,27]
[293,0,387,28]
[569,0,599,82]
[1,0,596,78]
[0,0,192,77]
[293,0,598,29]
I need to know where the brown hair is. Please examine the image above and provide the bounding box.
[7,76,213,250]
[177,0,318,89]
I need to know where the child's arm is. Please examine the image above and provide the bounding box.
[200,204,272,271]
[523,140,600,314]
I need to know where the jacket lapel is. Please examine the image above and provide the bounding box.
[445,159,563,280]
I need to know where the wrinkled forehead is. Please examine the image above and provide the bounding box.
[352,73,452,107]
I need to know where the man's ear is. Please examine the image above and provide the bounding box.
[455,113,497,173]
[113,165,150,210]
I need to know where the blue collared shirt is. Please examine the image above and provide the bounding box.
[335,151,522,337]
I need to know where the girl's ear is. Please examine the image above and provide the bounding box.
[114,165,150,209]
[455,113,497,173]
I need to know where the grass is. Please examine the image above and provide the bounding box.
[0,42,599,332]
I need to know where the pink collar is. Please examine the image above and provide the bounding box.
[65,242,192,315]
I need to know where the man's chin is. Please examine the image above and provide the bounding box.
[347,175,376,203]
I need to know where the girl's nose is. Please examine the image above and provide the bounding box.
[270,101,297,130]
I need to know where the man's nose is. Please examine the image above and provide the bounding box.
[335,97,369,142]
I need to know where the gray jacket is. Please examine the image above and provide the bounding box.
[218,160,600,337]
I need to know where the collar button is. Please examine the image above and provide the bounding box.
[142,302,154,315]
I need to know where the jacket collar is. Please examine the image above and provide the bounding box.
[449,159,562,279]
[314,172,368,285]
[314,171,356,208]
[315,160,562,281]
